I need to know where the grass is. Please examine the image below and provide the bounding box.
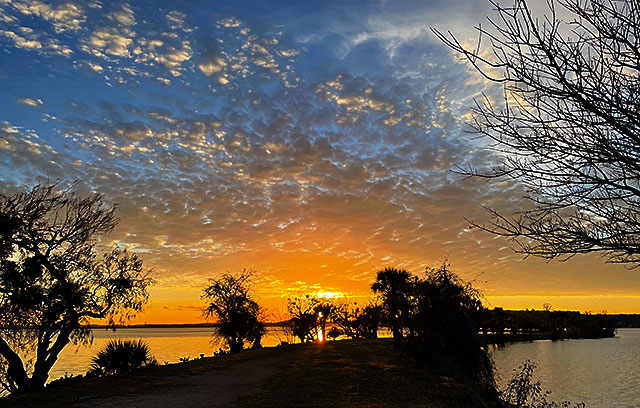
[236,339,496,408]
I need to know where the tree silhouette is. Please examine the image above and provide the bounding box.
[433,0,640,265]
[371,267,413,347]
[286,295,321,343]
[202,271,265,353]
[314,301,333,342]
[0,182,152,394]
[332,301,383,339]
[405,262,494,391]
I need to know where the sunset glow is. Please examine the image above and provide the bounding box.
[1,0,639,325]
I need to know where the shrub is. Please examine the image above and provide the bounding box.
[89,339,156,376]
[500,360,585,408]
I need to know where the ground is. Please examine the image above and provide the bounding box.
[1,339,497,408]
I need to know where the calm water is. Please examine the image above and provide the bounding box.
[50,327,640,407]
[492,328,640,407]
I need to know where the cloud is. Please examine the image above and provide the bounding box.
[0,0,634,317]
[17,97,43,107]
[86,27,134,58]
[9,0,85,32]
[83,3,136,58]
[0,29,42,50]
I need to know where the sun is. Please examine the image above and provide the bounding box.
[316,291,344,299]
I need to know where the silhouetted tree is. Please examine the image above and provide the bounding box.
[286,295,322,342]
[202,271,265,353]
[371,267,413,346]
[314,301,333,342]
[0,182,152,394]
[332,301,383,339]
[433,0,640,265]
[405,262,494,391]
[89,339,156,376]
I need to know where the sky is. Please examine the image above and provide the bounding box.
[1,0,639,324]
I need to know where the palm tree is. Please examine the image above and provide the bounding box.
[89,340,156,376]
[371,267,412,347]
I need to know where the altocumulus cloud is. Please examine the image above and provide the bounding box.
[1,0,637,315]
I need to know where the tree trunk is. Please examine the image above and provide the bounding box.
[29,328,73,391]
[0,337,30,393]
[389,305,402,347]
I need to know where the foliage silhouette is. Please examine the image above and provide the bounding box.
[0,182,152,394]
[480,308,616,341]
[371,267,413,347]
[370,262,495,394]
[331,301,383,339]
[89,339,156,376]
[500,359,585,407]
[433,0,640,265]
[404,261,494,391]
[202,271,265,353]
[286,295,322,343]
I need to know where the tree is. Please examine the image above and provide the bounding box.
[286,295,321,343]
[332,301,383,339]
[405,262,493,391]
[202,272,265,353]
[371,267,413,346]
[433,0,640,265]
[314,301,333,342]
[0,182,152,394]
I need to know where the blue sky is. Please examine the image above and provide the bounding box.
[1,0,637,322]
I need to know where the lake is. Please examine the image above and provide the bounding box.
[49,327,640,407]
[492,328,640,407]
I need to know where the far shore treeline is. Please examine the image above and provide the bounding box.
[84,309,622,336]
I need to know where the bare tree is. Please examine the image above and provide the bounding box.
[433,0,640,265]
[0,182,152,394]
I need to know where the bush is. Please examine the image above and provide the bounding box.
[500,360,585,408]
[382,261,495,394]
[89,339,156,376]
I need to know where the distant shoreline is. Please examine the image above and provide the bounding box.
[87,322,288,329]
[83,312,640,330]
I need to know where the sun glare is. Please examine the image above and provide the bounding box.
[316,291,343,299]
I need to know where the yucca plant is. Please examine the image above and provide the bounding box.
[89,339,156,376]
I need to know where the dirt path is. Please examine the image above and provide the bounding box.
[72,347,303,408]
